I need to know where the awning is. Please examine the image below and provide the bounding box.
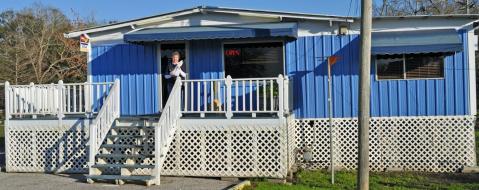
[371,29,463,55]
[124,23,298,43]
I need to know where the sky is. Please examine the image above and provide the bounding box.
[0,0,363,22]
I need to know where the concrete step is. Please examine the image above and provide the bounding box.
[92,163,154,169]
[101,144,145,148]
[96,153,154,159]
[86,174,155,186]
[107,135,153,139]
[112,125,154,129]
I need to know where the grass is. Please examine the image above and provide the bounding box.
[246,170,479,190]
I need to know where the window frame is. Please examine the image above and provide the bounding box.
[375,53,446,81]
[221,40,286,79]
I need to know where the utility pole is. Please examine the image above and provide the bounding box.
[358,0,372,189]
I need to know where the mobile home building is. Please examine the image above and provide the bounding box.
[4,6,478,185]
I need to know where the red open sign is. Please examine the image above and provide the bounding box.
[225,49,240,56]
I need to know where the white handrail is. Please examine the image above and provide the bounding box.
[154,77,182,185]
[88,79,120,174]
[4,81,114,117]
[180,75,289,118]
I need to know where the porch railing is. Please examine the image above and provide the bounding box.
[4,81,114,118]
[88,79,120,174]
[181,75,289,118]
[154,77,182,185]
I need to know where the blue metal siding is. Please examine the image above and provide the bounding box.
[188,40,224,79]
[91,44,159,116]
[286,32,470,119]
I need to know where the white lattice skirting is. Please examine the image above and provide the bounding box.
[5,119,89,173]
[293,116,477,172]
[5,115,477,175]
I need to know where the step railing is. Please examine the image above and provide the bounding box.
[181,74,289,118]
[154,77,182,185]
[4,81,114,118]
[88,79,120,175]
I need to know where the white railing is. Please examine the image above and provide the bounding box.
[154,78,182,185]
[4,81,114,118]
[88,79,120,174]
[181,75,289,118]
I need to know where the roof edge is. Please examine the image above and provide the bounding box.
[65,6,354,38]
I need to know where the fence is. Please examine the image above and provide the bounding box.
[181,75,289,118]
[4,81,114,118]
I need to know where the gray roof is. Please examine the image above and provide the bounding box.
[65,6,479,38]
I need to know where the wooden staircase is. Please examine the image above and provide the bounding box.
[86,78,183,186]
[86,118,157,185]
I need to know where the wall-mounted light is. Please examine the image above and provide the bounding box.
[339,25,348,35]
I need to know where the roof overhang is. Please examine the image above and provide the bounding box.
[371,29,463,55]
[124,23,298,43]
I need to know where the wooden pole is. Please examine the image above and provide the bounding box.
[358,0,372,189]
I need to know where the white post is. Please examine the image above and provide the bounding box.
[84,82,92,118]
[177,78,182,118]
[30,82,36,118]
[114,79,120,118]
[277,74,284,118]
[88,123,96,175]
[283,76,290,114]
[57,80,64,127]
[225,75,233,119]
[4,81,10,171]
[154,117,161,185]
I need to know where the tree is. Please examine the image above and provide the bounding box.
[0,4,95,84]
[374,0,479,16]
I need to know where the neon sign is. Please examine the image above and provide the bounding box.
[225,49,240,56]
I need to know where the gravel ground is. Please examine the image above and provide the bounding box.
[0,172,237,190]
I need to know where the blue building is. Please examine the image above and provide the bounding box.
[4,6,479,185]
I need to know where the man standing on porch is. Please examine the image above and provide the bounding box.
[165,51,187,96]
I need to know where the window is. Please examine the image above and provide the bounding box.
[224,42,283,78]
[376,53,446,80]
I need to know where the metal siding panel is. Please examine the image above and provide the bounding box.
[305,37,315,118]
[445,54,455,115]
[351,36,359,117]
[286,33,469,119]
[417,80,426,115]
[397,81,407,116]
[426,80,436,116]
[121,45,130,115]
[321,36,330,118]
[389,81,399,116]
[189,40,223,80]
[463,30,470,115]
[297,37,307,118]
[313,36,325,118]
[331,36,342,117]
[91,44,158,116]
[435,80,445,115]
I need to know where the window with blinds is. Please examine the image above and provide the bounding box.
[376,54,404,80]
[376,53,445,80]
[405,53,444,79]
[224,42,284,78]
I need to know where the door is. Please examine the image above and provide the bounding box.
[160,43,187,108]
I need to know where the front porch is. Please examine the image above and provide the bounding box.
[3,75,292,185]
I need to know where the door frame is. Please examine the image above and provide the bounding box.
[157,41,190,112]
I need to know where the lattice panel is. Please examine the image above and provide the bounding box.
[161,120,289,178]
[6,122,88,173]
[294,116,477,172]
